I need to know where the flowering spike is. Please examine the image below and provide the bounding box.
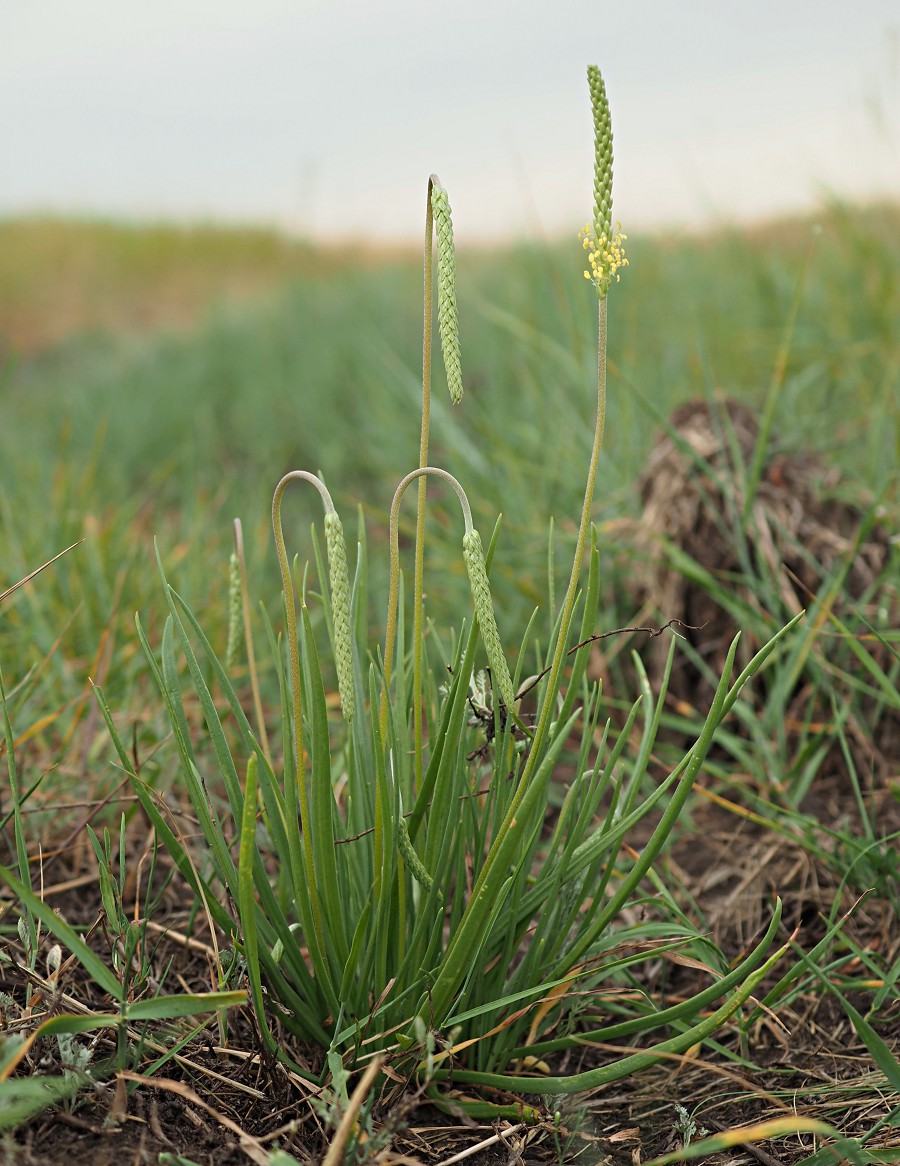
[430,185,463,405]
[583,66,626,300]
[324,511,355,722]
[462,528,515,714]
[397,815,437,894]
[579,221,628,298]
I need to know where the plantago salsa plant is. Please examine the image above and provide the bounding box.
[92,66,798,1112]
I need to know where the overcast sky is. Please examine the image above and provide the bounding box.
[3,2,898,241]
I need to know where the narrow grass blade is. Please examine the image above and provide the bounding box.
[126,992,247,1021]
[642,1117,841,1166]
[428,927,788,1094]
[0,668,35,955]
[238,753,277,1052]
[300,604,349,969]
[0,865,123,1001]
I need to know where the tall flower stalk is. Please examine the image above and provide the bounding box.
[271,470,355,962]
[423,63,626,1021]
[412,175,461,792]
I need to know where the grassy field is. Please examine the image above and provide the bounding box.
[1,203,899,1164]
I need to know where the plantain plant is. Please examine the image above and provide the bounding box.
[96,65,797,1110]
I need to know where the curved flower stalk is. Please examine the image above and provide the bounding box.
[272,471,355,752]
[381,466,514,739]
[271,470,356,964]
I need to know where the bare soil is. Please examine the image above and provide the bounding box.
[2,770,899,1166]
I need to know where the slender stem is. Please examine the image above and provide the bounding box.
[516,298,606,798]
[233,518,271,765]
[413,176,438,796]
[452,297,607,919]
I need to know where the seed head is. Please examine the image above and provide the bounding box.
[587,65,614,245]
[324,511,355,722]
[462,528,515,714]
[431,185,463,405]
[397,815,436,893]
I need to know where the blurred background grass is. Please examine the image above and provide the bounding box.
[1,204,898,766]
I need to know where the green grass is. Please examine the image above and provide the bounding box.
[1,198,899,1163]
[2,204,897,764]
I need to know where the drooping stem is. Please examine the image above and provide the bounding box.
[382,466,473,741]
[381,464,513,738]
[271,469,340,955]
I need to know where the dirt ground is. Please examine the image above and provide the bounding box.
[2,771,899,1166]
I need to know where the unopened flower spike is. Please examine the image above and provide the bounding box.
[323,510,355,723]
[587,65,613,243]
[430,182,463,404]
[462,527,516,714]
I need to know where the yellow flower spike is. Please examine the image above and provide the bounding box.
[578,222,628,297]
[582,72,627,299]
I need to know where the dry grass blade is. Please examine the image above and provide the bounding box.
[0,541,83,604]
[117,1071,271,1165]
[641,1117,839,1166]
[434,1122,527,1165]
[321,1055,385,1166]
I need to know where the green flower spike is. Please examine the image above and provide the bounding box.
[462,527,516,714]
[587,65,613,243]
[430,183,463,405]
[323,510,355,723]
